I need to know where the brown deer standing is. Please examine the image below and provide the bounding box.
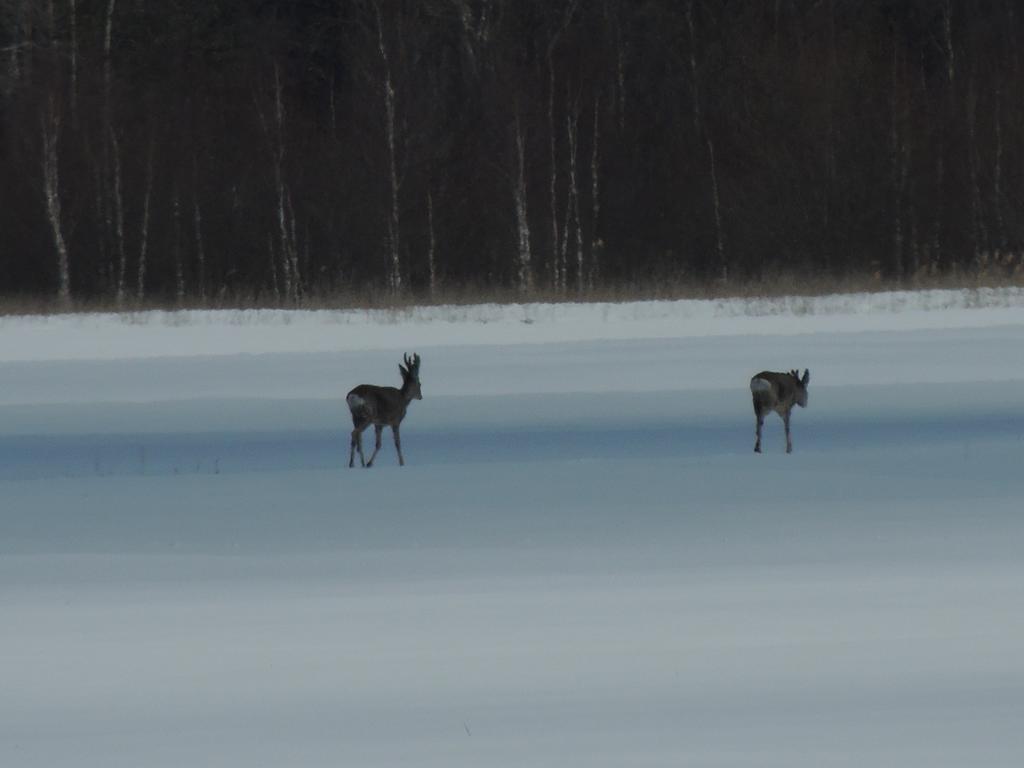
[750,369,810,454]
[347,353,422,467]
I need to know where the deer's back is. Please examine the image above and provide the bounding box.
[347,384,406,424]
[750,371,797,408]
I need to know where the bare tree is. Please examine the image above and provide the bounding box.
[426,189,437,298]
[966,74,987,268]
[687,0,726,281]
[546,0,579,293]
[172,185,185,306]
[135,140,153,303]
[193,156,206,302]
[375,0,402,293]
[513,108,533,294]
[564,99,583,293]
[257,61,301,304]
[589,92,602,289]
[68,0,77,119]
[42,96,71,308]
[890,34,910,280]
[110,128,127,305]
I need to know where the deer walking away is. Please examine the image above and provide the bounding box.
[750,369,810,454]
[347,353,422,467]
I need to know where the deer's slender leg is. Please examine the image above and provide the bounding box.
[350,423,369,467]
[366,424,384,467]
[349,426,360,467]
[393,425,404,466]
[783,410,793,453]
[753,402,764,453]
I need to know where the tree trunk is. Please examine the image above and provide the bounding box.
[69,0,77,120]
[966,76,987,268]
[547,56,561,293]
[194,184,206,303]
[267,61,299,304]
[589,93,601,289]
[375,0,402,293]
[173,186,185,305]
[110,128,126,306]
[42,97,71,308]
[890,37,908,280]
[707,136,726,282]
[136,141,153,303]
[513,109,533,294]
[994,85,1005,251]
[565,104,583,294]
[943,0,955,85]
[426,189,437,298]
[687,1,725,281]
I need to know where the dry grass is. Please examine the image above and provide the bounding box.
[3,270,1024,317]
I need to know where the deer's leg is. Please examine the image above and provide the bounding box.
[366,424,384,467]
[348,426,359,467]
[350,423,369,467]
[753,402,764,453]
[393,425,405,467]
[783,410,793,453]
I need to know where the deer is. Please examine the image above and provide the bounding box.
[347,353,422,468]
[750,369,810,454]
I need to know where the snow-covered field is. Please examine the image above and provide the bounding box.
[3,289,1024,767]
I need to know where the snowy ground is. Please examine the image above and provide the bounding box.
[3,289,1024,767]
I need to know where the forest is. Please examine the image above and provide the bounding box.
[0,0,1020,307]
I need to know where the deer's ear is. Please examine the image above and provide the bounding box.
[802,369,810,386]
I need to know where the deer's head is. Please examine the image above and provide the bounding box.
[790,368,810,407]
[400,353,422,400]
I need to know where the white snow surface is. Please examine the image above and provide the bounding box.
[3,289,1024,767]
[4,285,1024,363]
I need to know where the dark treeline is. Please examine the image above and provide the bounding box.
[1,0,1021,307]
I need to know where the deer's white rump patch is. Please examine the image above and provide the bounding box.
[346,393,367,410]
[750,377,772,394]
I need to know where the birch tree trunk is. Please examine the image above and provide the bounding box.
[890,39,905,280]
[285,185,301,298]
[375,0,402,293]
[69,0,77,120]
[267,234,280,303]
[547,57,561,293]
[966,76,987,268]
[565,105,583,294]
[103,0,120,298]
[513,109,533,294]
[602,0,625,132]
[173,186,185,305]
[136,141,153,302]
[545,0,578,294]
[110,128,127,306]
[823,0,837,275]
[42,97,71,308]
[104,0,115,98]
[993,85,1005,252]
[194,185,206,302]
[943,0,955,84]
[426,189,437,298]
[264,61,300,304]
[687,0,726,281]
[589,93,601,289]
[686,1,701,134]
[707,136,726,282]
